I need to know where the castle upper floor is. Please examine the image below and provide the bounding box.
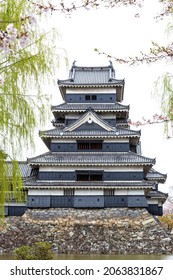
[57,61,125,103]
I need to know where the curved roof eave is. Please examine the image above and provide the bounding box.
[51,102,129,113]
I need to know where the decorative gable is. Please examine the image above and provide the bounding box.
[64,110,115,132]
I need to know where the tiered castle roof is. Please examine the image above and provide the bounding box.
[26,61,167,209]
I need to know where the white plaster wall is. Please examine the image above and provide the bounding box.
[65,113,121,119]
[28,189,63,196]
[128,190,144,195]
[39,166,143,172]
[115,190,144,195]
[75,189,103,195]
[28,188,147,197]
[66,88,116,94]
[147,198,159,204]
[51,139,76,143]
[5,202,26,206]
[105,138,129,143]
[100,114,116,118]
[51,138,129,143]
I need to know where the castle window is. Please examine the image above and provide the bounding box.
[92,95,97,100]
[90,142,102,149]
[64,189,74,196]
[85,95,97,100]
[31,168,39,177]
[85,95,90,100]
[77,142,90,150]
[77,172,89,181]
[76,171,102,181]
[77,141,102,150]
[104,189,114,196]
[90,173,102,181]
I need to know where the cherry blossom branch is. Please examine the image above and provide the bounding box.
[32,0,142,15]
[94,42,173,65]
[128,114,171,127]
[0,16,37,55]
[155,0,173,19]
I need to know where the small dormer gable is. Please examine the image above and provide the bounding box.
[63,109,115,132]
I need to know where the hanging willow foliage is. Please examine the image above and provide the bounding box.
[156,73,173,135]
[0,0,66,220]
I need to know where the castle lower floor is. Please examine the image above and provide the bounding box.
[5,194,163,216]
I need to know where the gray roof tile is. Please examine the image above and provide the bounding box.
[57,63,124,102]
[146,190,168,199]
[146,168,167,183]
[28,152,155,166]
[40,127,140,138]
[58,64,124,86]
[25,180,154,188]
[51,102,129,112]
[7,161,31,179]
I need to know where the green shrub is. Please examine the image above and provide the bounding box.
[14,241,53,260]
[159,215,173,230]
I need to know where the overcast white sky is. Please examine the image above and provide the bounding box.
[30,0,173,192]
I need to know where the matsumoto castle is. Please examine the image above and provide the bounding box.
[5,62,167,216]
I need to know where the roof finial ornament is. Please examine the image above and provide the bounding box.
[70,60,76,81]
[72,60,76,67]
[109,60,113,67]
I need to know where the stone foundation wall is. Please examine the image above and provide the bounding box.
[0,208,173,255]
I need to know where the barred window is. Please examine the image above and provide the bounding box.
[85,95,97,100]
[104,189,115,196]
[77,141,102,150]
[92,95,97,100]
[85,95,90,100]
[64,189,75,196]
[76,171,103,181]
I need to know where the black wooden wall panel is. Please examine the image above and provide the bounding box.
[65,119,117,126]
[103,171,144,181]
[8,206,27,216]
[27,196,51,208]
[51,196,74,207]
[104,196,128,207]
[50,142,130,152]
[66,94,116,103]
[51,143,77,152]
[102,142,129,152]
[38,172,76,181]
[4,206,8,216]
[38,171,144,181]
[147,205,162,216]
[127,196,148,207]
[74,196,104,208]
[75,123,105,131]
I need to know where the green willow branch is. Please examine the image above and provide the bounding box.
[0,54,38,73]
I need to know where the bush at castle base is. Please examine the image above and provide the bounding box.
[14,241,53,260]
